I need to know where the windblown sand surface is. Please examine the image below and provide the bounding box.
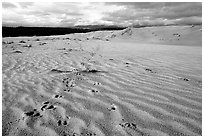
[2,25,202,136]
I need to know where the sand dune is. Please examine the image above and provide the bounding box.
[2,25,202,136]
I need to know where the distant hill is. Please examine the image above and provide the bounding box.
[2,26,125,37]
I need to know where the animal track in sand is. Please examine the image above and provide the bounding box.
[57,120,69,126]
[81,129,97,136]
[88,89,100,95]
[119,120,145,136]
[53,94,63,99]
[108,104,117,111]
[93,82,101,86]
[41,102,56,111]
[24,109,42,117]
[62,77,77,93]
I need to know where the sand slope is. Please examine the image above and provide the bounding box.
[2,25,202,136]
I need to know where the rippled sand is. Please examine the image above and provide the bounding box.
[2,26,202,136]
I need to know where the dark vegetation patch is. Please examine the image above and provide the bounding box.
[3,41,14,44]
[50,69,72,73]
[39,42,47,45]
[81,69,107,74]
[19,40,26,43]
[13,50,22,53]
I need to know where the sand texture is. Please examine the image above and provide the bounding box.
[2,25,202,136]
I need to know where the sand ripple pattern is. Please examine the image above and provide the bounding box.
[2,36,202,136]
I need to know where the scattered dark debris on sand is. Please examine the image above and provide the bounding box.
[62,37,70,40]
[58,48,66,50]
[81,69,107,74]
[173,33,181,37]
[179,77,190,82]
[13,50,22,53]
[183,78,189,81]
[22,44,32,48]
[145,68,156,73]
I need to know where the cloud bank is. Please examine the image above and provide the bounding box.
[2,2,202,27]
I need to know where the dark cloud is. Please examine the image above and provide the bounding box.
[2,2,202,27]
[103,2,202,26]
[2,2,17,8]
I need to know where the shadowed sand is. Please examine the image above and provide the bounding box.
[2,25,202,136]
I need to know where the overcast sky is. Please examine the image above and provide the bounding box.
[2,2,202,27]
